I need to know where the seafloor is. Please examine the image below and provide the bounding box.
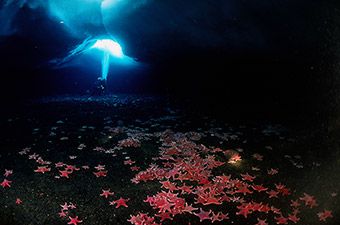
[0,95,339,225]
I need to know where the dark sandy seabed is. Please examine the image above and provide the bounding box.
[0,95,339,225]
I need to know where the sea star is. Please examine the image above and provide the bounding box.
[111,197,129,208]
[4,169,13,177]
[288,213,300,223]
[100,189,114,198]
[59,170,71,178]
[1,179,12,188]
[255,218,268,225]
[34,166,51,174]
[194,208,212,222]
[68,216,83,225]
[60,202,69,211]
[94,170,108,177]
[15,198,22,205]
[317,210,333,221]
[300,193,318,208]
[59,211,67,218]
[274,215,288,224]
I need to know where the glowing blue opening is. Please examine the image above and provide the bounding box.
[53,37,137,82]
[91,39,124,58]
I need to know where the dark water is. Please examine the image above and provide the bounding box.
[0,95,339,225]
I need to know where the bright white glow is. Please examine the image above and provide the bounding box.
[101,0,120,9]
[91,39,124,58]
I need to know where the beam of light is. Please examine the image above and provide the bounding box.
[101,52,110,80]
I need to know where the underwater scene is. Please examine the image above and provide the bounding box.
[0,1,339,225]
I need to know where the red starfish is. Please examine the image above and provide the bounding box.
[299,193,318,208]
[59,170,71,178]
[253,153,263,161]
[55,162,65,168]
[236,204,253,218]
[4,169,13,177]
[255,218,268,225]
[211,212,229,222]
[60,202,69,211]
[228,153,241,164]
[194,208,212,222]
[111,197,129,208]
[178,184,192,194]
[65,165,80,172]
[34,166,51,174]
[241,173,256,182]
[268,168,279,175]
[288,213,300,223]
[68,216,83,225]
[257,204,271,213]
[59,211,67,218]
[68,203,77,209]
[267,190,279,198]
[94,164,106,170]
[93,170,107,177]
[124,159,136,165]
[317,210,333,221]
[252,184,268,192]
[182,203,198,214]
[160,181,177,192]
[1,179,12,188]
[15,198,22,205]
[130,166,140,171]
[128,213,158,225]
[156,212,172,222]
[100,189,114,198]
[274,215,288,224]
[290,200,300,208]
[235,186,253,195]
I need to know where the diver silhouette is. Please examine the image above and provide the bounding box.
[89,77,107,96]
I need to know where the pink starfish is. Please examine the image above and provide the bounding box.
[274,215,288,224]
[59,211,67,218]
[60,202,69,211]
[4,169,13,177]
[268,168,279,175]
[59,170,71,178]
[267,190,279,198]
[55,162,65,168]
[194,208,212,222]
[300,193,318,208]
[110,197,129,208]
[252,184,268,192]
[241,173,256,182]
[94,164,106,170]
[255,218,268,225]
[130,166,140,171]
[290,200,300,208]
[82,165,90,170]
[1,179,12,188]
[68,216,83,225]
[288,213,300,223]
[317,210,333,221]
[34,166,51,174]
[93,170,107,177]
[15,198,22,205]
[124,159,136,165]
[100,189,114,198]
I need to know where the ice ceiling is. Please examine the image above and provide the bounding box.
[0,0,332,67]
